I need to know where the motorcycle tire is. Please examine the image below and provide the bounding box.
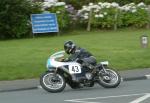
[98,68,121,88]
[40,71,66,93]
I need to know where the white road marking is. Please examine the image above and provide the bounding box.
[145,75,150,79]
[37,85,42,89]
[65,100,100,103]
[130,93,150,103]
[64,93,149,103]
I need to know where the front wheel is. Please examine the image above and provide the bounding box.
[98,68,121,88]
[40,72,66,93]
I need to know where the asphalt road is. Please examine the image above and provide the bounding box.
[0,80,150,103]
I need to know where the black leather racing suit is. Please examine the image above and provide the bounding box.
[66,47,96,88]
[67,47,97,66]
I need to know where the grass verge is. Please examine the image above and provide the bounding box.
[0,29,150,80]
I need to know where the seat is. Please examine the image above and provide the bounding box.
[82,56,97,66]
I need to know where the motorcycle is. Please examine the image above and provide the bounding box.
[40,51,121,93]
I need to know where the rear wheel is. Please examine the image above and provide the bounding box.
[40,72,66,93]
[98,68,121,88]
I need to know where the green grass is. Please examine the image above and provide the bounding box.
[0,29,150,80]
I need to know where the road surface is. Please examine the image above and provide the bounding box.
[0,80,150,103]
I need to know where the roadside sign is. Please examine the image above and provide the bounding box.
[141,35,148,48]
[31,13,59,34]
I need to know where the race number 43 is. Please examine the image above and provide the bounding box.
[69,65,81,74]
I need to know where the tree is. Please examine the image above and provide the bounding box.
[0,0,42,39]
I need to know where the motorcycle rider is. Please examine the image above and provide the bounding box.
[63,40,97,69]
[63,40,97,88]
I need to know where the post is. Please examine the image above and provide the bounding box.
[141,35,148,48]
[114,9,118,31]
[87,10,92,31]
[57,31,60,36]
[33,33,35,38]
[146,5,150,29]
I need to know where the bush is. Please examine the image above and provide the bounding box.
[59,0,150,9]
[59,0,100,9]
[0,0,42,39]
[99,0,150,5]
[78,2,149,29]
[121,3,149,27]
[43,2,75,31]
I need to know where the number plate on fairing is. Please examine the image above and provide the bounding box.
[69,64,81,74]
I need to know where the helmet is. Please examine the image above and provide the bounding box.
[64,40,76,54]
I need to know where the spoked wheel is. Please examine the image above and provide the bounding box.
[40,72,66,93]
[98,68,121,88]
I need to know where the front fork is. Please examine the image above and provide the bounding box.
[101,65,108,73]
[47,67,59,80]
[99,65,111,81]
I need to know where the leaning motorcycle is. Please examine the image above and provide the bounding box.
[40,51,121,93]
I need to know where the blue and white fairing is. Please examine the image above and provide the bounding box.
[46,51,86,81]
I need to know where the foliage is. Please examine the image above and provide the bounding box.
[43,2,75,31]
[59,0,150,9]
[99,0,150,5]
[121,3,149,27]
[78,2,149,29]
[0,0,42,39]
[59,0,100,9]
[0,0,150,39]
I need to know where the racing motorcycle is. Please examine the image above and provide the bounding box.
[40,51,121,93]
